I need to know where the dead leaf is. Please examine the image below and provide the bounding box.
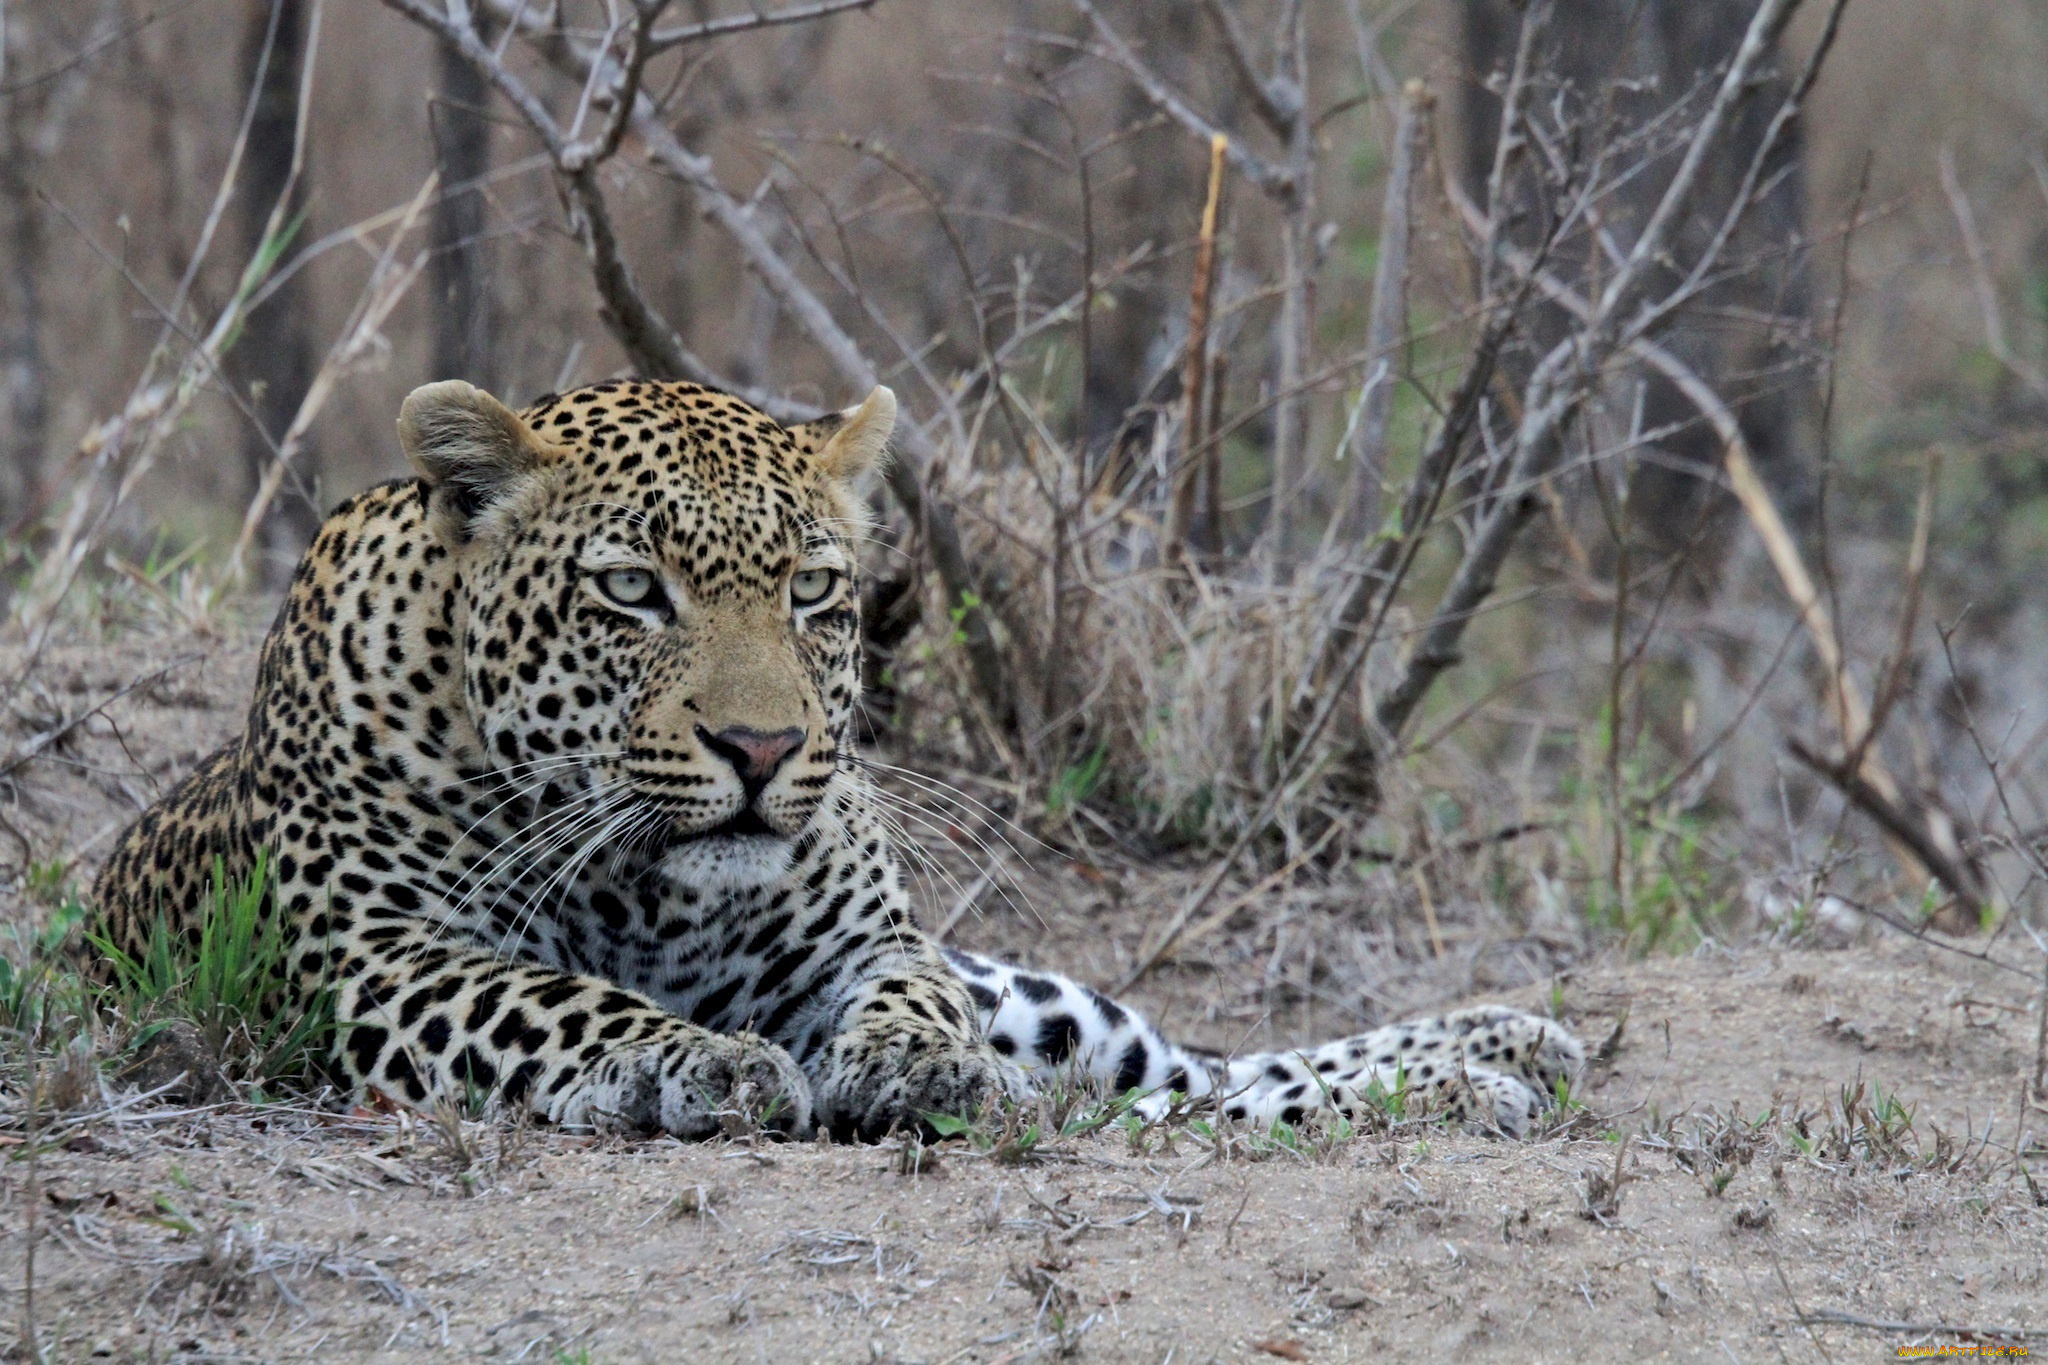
[356,1087,403,1116]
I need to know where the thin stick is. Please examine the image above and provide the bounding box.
[1166,133,1228,574]
[2034,947,2048,1100]
[19,1055,40,1365]
[1145,823,1339,969]
[1793,1308,2048,1342]
[1785,738,1981,921]
[1202,352,1228,560]
[1601,388,1641,913]
[1770,1246,1836,1365]
[1200,0,1292,138]
[2022,937,2047,1176]
[1939,144,2048,402]
[1478,0,1550,304]
[647,0,874,52]
[1843,450,1938,781]
[0,654,203,782]
[1410,864,1443,959]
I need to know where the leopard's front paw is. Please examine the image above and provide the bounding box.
[815,1024,1005,1142]
[556,1029,813,1139]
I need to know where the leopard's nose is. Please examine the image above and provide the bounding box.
[696,724,805,792]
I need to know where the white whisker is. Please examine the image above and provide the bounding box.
[494,795,642,959]
[863,787,1038,931]
[860,781,1045,929]
[469,792,636,956]
[433,778,637,947]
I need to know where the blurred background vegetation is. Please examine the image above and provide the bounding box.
[5,0,2048,981]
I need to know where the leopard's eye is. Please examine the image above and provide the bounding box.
[595,568,665,612]
[791,568,840,609]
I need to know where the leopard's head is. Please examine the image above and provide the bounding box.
[397,378,891,888]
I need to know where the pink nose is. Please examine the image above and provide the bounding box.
[696,724,805,791]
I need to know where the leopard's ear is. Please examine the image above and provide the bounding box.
[790,386,896,485]
[398,380,550,544]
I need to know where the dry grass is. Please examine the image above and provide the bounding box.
[0,917,2041,1361]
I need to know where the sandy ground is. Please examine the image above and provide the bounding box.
[1,632,2043,1362]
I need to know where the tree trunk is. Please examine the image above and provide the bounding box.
[1265,2,1313,578]
[235,0,320,581]
[430,33,498,391]
[0,99,50,535]
[1086,2,1202,475]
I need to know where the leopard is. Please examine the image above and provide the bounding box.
[92,376,1584,1141]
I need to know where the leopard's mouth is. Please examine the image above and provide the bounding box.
[638,805,783,850]
[689,809,778,841]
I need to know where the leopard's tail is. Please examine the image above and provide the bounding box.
[940,947,1585,1137]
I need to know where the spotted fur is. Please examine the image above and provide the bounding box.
[93,377,1582,1141]
[944,951,1582,1135]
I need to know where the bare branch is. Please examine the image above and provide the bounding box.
[0,0,169,97]
[1372,0,1810,746]
[649,0,876,53]
[1846,451,1937,778]
[227,174,436,585]
[560,1,662,173]
[1198,0,1294,139]
[1788,738,1985,923]
[1477,0,1551,302]
[634,120,879,392]
[564,162,725,385]
[1623,0,1849,342]
[162,0,286,346]
[1369,337,1577,740]
[378,0,731,391]
[1106,0,1841,964]
[379,0,567,154]
[1939,144,2048,402]
[9,1,333,653]
[1594,0,1805,328]
[1441,175,1958,900]
[1290,284,1530,746]
[1065,0,1296,201]
[1452,183,1861,741]
[1341,0,1409,108]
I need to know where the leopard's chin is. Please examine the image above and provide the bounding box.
[657,819,796,893]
